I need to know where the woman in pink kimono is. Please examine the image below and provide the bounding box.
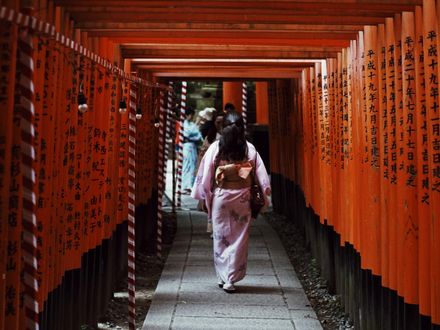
[191,111,271,292]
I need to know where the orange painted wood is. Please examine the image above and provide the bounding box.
[45,21,60,300]
[223,81,243,112]
[345,46,355,244]
[85,30,359,41]
[351,37,361,252]
[100,38,115,241]
[395,13,405,298]
[32,26,50,305]
[152,70,302,79]
[414,3,431,317]
[107,41,123,236]
[363,25,381,275]
[117,59,131,225]
[63,30,80,271]
[315,63,328,224]
[78,21,364,34]
[384,17,398,291]
[300,70,311,208]
[326,58,336,229]
[394,12,408,297]
[401,10,419,305]
[423,0,440,323]
[60,1,418,15]
[66,12,387,26]
[377,23,390,288]
[125,49,339,61]
[0,19,18,330]
[56,0,422,8]
[434,0,440,323]
[53,5,68,290]
[2,19,20,330]
[255,82,269,125]
[38,31,53,307]
[267,81,279,177]
[334,52,343,238]
[308,66,318,215]
[340,48,349,243]
[348,42,357,244]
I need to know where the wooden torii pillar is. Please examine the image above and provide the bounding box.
[223,81,243,112]
[256,82,269,125]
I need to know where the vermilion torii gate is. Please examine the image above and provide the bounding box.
[1,1,440,330]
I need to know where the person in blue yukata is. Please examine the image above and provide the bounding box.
[182,107,203,193]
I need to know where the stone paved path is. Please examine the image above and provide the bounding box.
[142,196,323,330]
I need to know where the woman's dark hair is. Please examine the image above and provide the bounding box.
[200,120,217,143]
[185,106,195,117]
[224,102,235,112]
[216,111,247,162]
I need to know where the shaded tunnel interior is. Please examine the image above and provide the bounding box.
[0,1,440,329]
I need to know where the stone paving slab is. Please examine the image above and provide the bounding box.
[290,310,323,330]
[175,303,290,319]
[179,280,283,293]
[142,199,322,330]
[183,262,275,278]
[187,275,280,288]
[171,316,295,330]
[177,291,286,306]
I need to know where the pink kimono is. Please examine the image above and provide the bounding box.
[191,141,271,285]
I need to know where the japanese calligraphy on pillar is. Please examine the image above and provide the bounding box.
[118,80,129,223]
[422,0,440,322]
[72,54,87,263]
[6,36,23,328]
[363,26,381,274]
[422,3,440,202]
[402,17,417,189]
[413,4,431,318]
[64,49,78,267]
[327,59,336,169]
[376,23,390,287]
[385,20,398,287]
[0,21,17,326]
[38,34,53,307]
[317,70,326,162]
[378,25,389,182]
[342,49,350,168]
[401,11,419,305]
[310,68,318,153]
[105,57,120,236]
[322,64,333,165]
[33,33,48,306]
[365,28,380,169]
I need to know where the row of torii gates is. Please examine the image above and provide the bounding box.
[0,0,440,329]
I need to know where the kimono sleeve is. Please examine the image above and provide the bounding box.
[255,151,271,196]
[185,121,203,142]
[254,151,271,211]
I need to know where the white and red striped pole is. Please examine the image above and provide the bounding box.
[127,86,137,330]
[156,90,168,258]
[168,82,177,213]
[242,81,248,133]
[164,84,174,208]
[17,11,39,330]
[176,81,186,208]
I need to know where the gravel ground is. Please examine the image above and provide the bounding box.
[265,211,353,330]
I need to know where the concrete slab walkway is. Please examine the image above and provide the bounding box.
[142,202,323,330]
